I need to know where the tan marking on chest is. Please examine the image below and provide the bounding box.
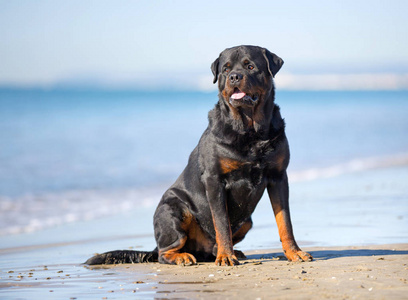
[219,157,245,174]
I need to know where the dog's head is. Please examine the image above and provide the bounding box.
[211,45,283,109]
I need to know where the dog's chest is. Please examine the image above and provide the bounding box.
[221,143,275,224]
[220,139,276,188]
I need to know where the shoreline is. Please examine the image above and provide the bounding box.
[1,152,408,237]
[1,163,407,250]
[0,164,407,298]
[1,244,407,299]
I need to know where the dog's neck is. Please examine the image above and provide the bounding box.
[238,106,256,128]
[238,101,275,133]
[210,95,277,142]
[221,89,275,135]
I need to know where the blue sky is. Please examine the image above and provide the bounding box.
[1,0,407,90]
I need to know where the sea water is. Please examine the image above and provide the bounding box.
[0,89,407,238]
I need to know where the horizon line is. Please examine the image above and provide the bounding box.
[0,72,407,92]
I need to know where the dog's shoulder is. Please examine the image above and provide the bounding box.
[269,104,286,140]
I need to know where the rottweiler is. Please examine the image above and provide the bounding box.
[86,45,312,266]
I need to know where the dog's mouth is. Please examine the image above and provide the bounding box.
[229,88,259,107]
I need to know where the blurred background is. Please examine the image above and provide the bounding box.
[0,1,407,248]
[1,1,407,90]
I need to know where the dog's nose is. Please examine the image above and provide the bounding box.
[229,72,243,84]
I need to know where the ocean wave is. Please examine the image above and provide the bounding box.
[289,153,408,182]
[0,187,164,236]
[1,153,407,236]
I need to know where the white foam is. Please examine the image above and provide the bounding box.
[289,153,408,182]
[1,153,407,236]
[0,187,164,236]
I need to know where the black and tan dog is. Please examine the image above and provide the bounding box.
[86,45,312,266]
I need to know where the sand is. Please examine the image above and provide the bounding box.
[1,166,407,299]
[1,243,407,299]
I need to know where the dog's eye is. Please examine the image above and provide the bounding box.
[248,65,254,70]
[224,67,231,73]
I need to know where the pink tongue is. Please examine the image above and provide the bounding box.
[231,91,246,100]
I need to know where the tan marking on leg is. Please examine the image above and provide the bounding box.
[160,236,197,265]
[275,210,313,262]
[232,221,252,245]
[181,211,214,254]
[212,215,239,266]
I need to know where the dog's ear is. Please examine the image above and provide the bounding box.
[262,49,284,77]
[211,56,220,84]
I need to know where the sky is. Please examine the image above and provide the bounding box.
[0,0,407,90]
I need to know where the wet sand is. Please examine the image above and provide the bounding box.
[1,244,407,299]
[1,166,407,299]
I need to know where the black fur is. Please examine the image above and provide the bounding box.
[85,249,158,265]
[85,45,312,266]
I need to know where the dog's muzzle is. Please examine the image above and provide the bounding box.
[229,88,259,107]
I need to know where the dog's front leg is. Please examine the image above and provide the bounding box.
[204,176,239,266]
[267,172,313,262]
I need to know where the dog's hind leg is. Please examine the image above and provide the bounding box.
[153,200,197,266]
[231,218,253,259]
[232,218,253,245]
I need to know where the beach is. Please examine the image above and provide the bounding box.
[87,244,408,300]
[1,244,407,299]
[1,164,408,299]
[1,89,408,298]
[1,1,408,298]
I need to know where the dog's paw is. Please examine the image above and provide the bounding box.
[234,249,247,260]
[284,248,313,262]
[215,253,240,266]
[162,252,197,266]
